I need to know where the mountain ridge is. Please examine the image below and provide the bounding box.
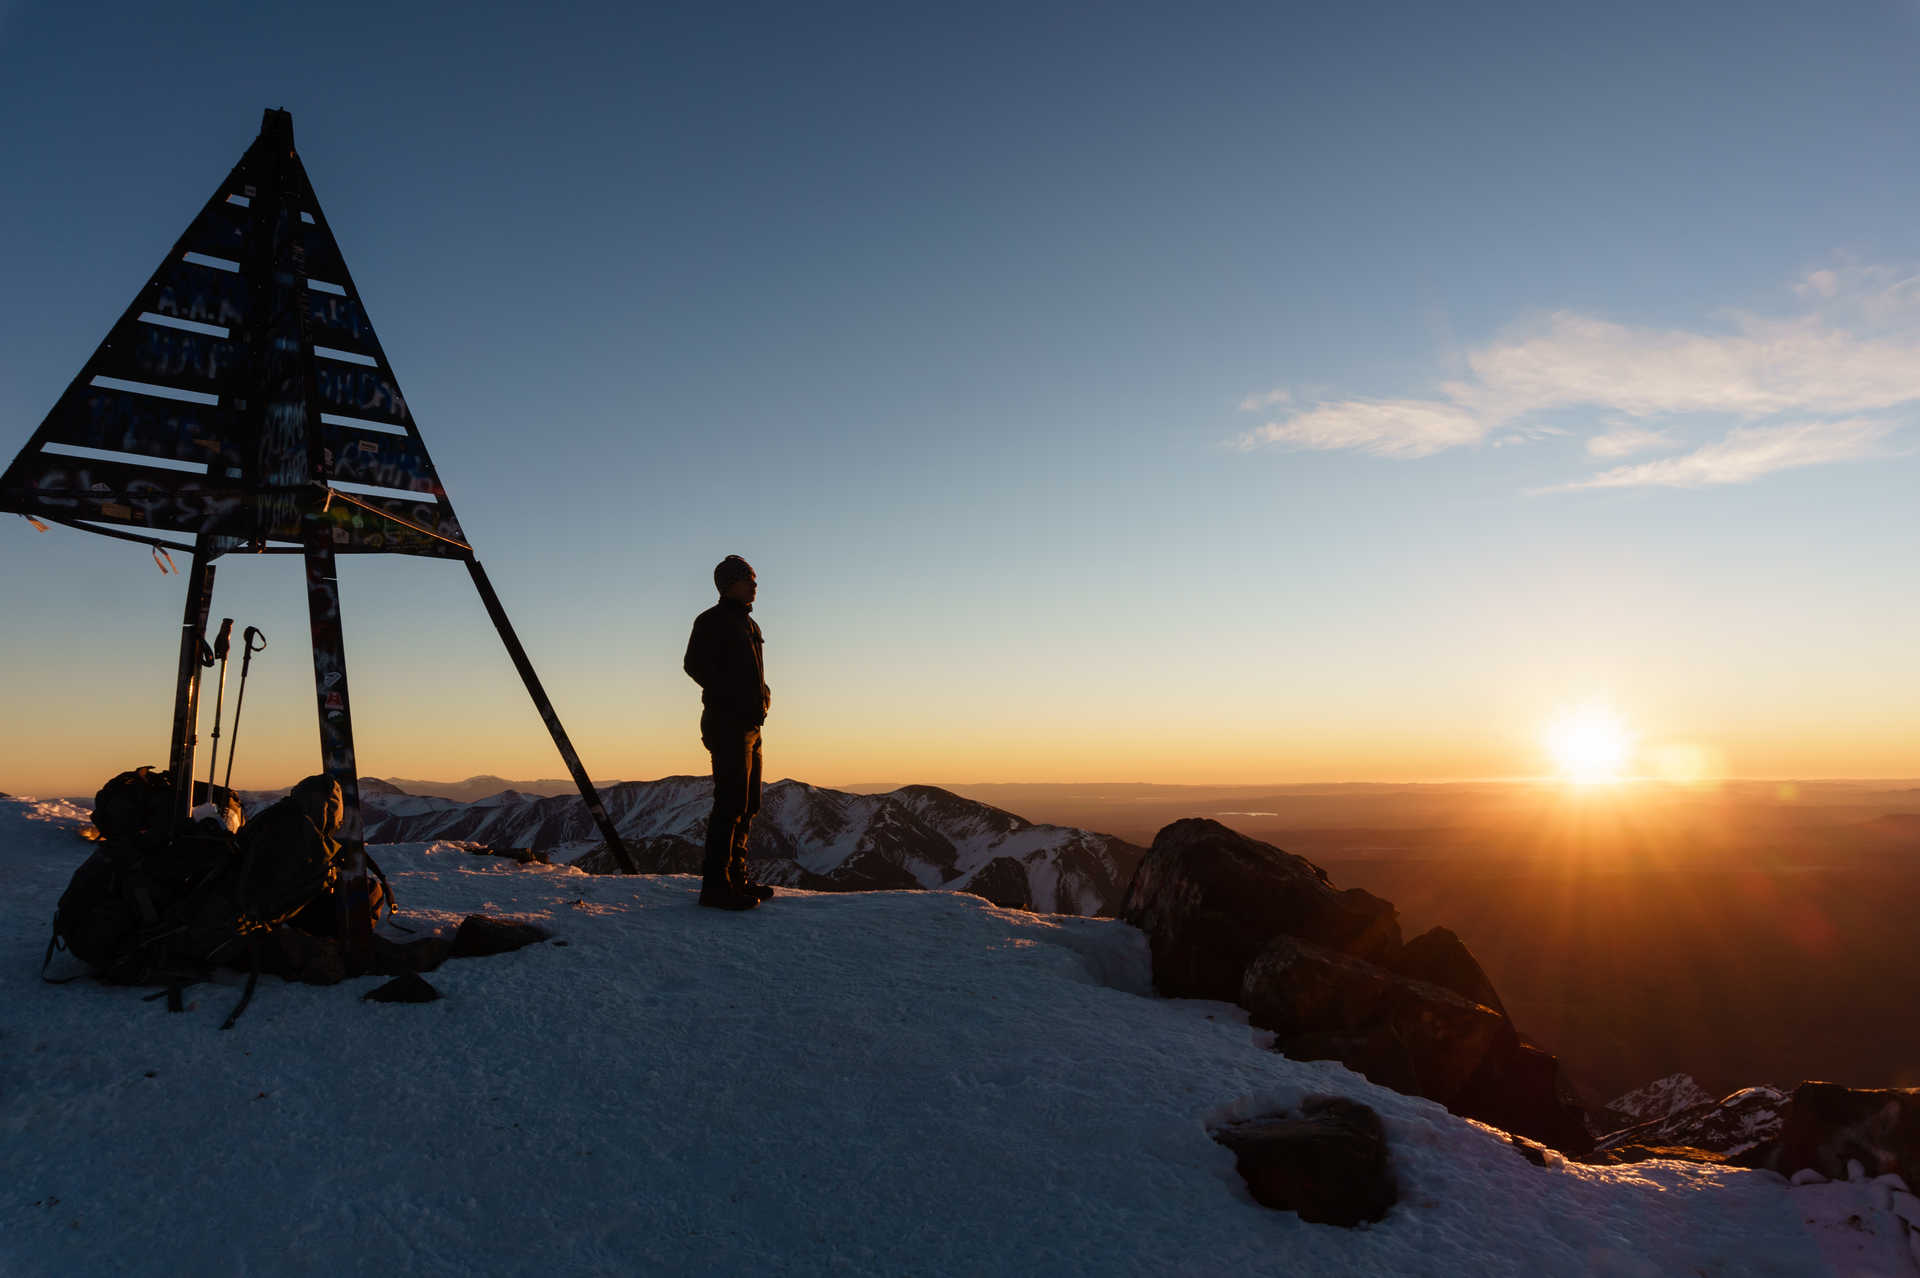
[361,776,1146,917]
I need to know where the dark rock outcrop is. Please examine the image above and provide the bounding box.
[363,973,441,1003]
[1212,1096,1397,1226]
[1451,1035,1594,1158]
[1120,818,1400,1003]
[1243,938,1513,1103]
[1772,1082,1920,1187]
[1125,818,1592,1155]
[449,915,552,958]
[373,933,454,975]
[1390,926,1505,1016]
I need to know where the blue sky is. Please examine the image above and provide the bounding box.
[3,0,1919,793]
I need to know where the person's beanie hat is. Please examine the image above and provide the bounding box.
[714,555,755,591]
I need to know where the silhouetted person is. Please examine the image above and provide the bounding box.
[683,555,774,910]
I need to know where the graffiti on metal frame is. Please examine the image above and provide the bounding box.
[103,326,242,394]
[18,459,248,534]
[325,428,443,495]
[314,366,409,425]
[306,293,377,352]
[52,392,245,470]
[152,262,249,330]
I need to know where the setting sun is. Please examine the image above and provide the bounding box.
[1544,705,1634,784]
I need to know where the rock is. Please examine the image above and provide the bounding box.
[1508,1134,1555,1167]
[449,914,552,958]
[1452,1036,1596,1158]
[1595,1144,1733,1167]
[1772,1082,1920,1189]
[1247,938,1513,1102]
[1243,935,1592,1155]
[1241,936,1401,1036]
[363,973,441,1003]
[1125,819,1592,1155]
[373,933,453,974]
[1390,927,1504,1016]
[1120,819,1401,1002]
[1280,1027,1421,1097]
[1212,1096,1397,1226]
[464,844,548,865]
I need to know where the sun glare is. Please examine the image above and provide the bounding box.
[1544,705,1634,784]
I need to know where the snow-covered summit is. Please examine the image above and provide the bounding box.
[1605,1072,1719,1130]
[5,795,1914,1276]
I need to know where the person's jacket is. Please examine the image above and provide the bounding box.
[684,597,770,727]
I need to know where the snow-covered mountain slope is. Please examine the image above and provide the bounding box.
[361,777,1144,917]
[1602,1072,1719,1132]
[7,794,1915,1277]
[1597,1086,1796,1161]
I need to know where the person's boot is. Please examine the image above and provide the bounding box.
[728,842,773,902]
[700,843,758,910]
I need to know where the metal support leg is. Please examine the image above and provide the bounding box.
[304,527,373,972]
[166,536,217,830]
[466,557,638,873]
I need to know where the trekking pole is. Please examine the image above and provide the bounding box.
[202,619,234,805]
[221,626,268,797]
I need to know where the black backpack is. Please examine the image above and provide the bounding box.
[46,772,351,1025]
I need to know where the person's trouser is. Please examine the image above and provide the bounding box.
[701,712,762,892]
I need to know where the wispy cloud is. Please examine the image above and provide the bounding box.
[1237,387,1292,412]
[1535,419,1892,492]
[1585,426,1675,458]
[1236,399,1484,458]
[1235,264,1920,488]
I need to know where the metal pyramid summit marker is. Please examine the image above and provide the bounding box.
[2,111,637,959]
[0,108,464,556]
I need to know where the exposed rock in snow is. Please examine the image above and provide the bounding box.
[1775,1082,1920,1191]
[1119,816,1400,1003]
[1125,818,1592,1156]
[1211,1096,1398,1226]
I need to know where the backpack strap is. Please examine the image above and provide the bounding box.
[364,850,397,921]
[40,925,84,985]
[219,936,262,1031]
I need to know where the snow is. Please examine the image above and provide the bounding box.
[3,794,1915,1276]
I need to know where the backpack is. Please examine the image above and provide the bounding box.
[90,766,176,849]
[46,772,352,1026]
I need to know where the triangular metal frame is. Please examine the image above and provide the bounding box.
[2,110,637,968]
